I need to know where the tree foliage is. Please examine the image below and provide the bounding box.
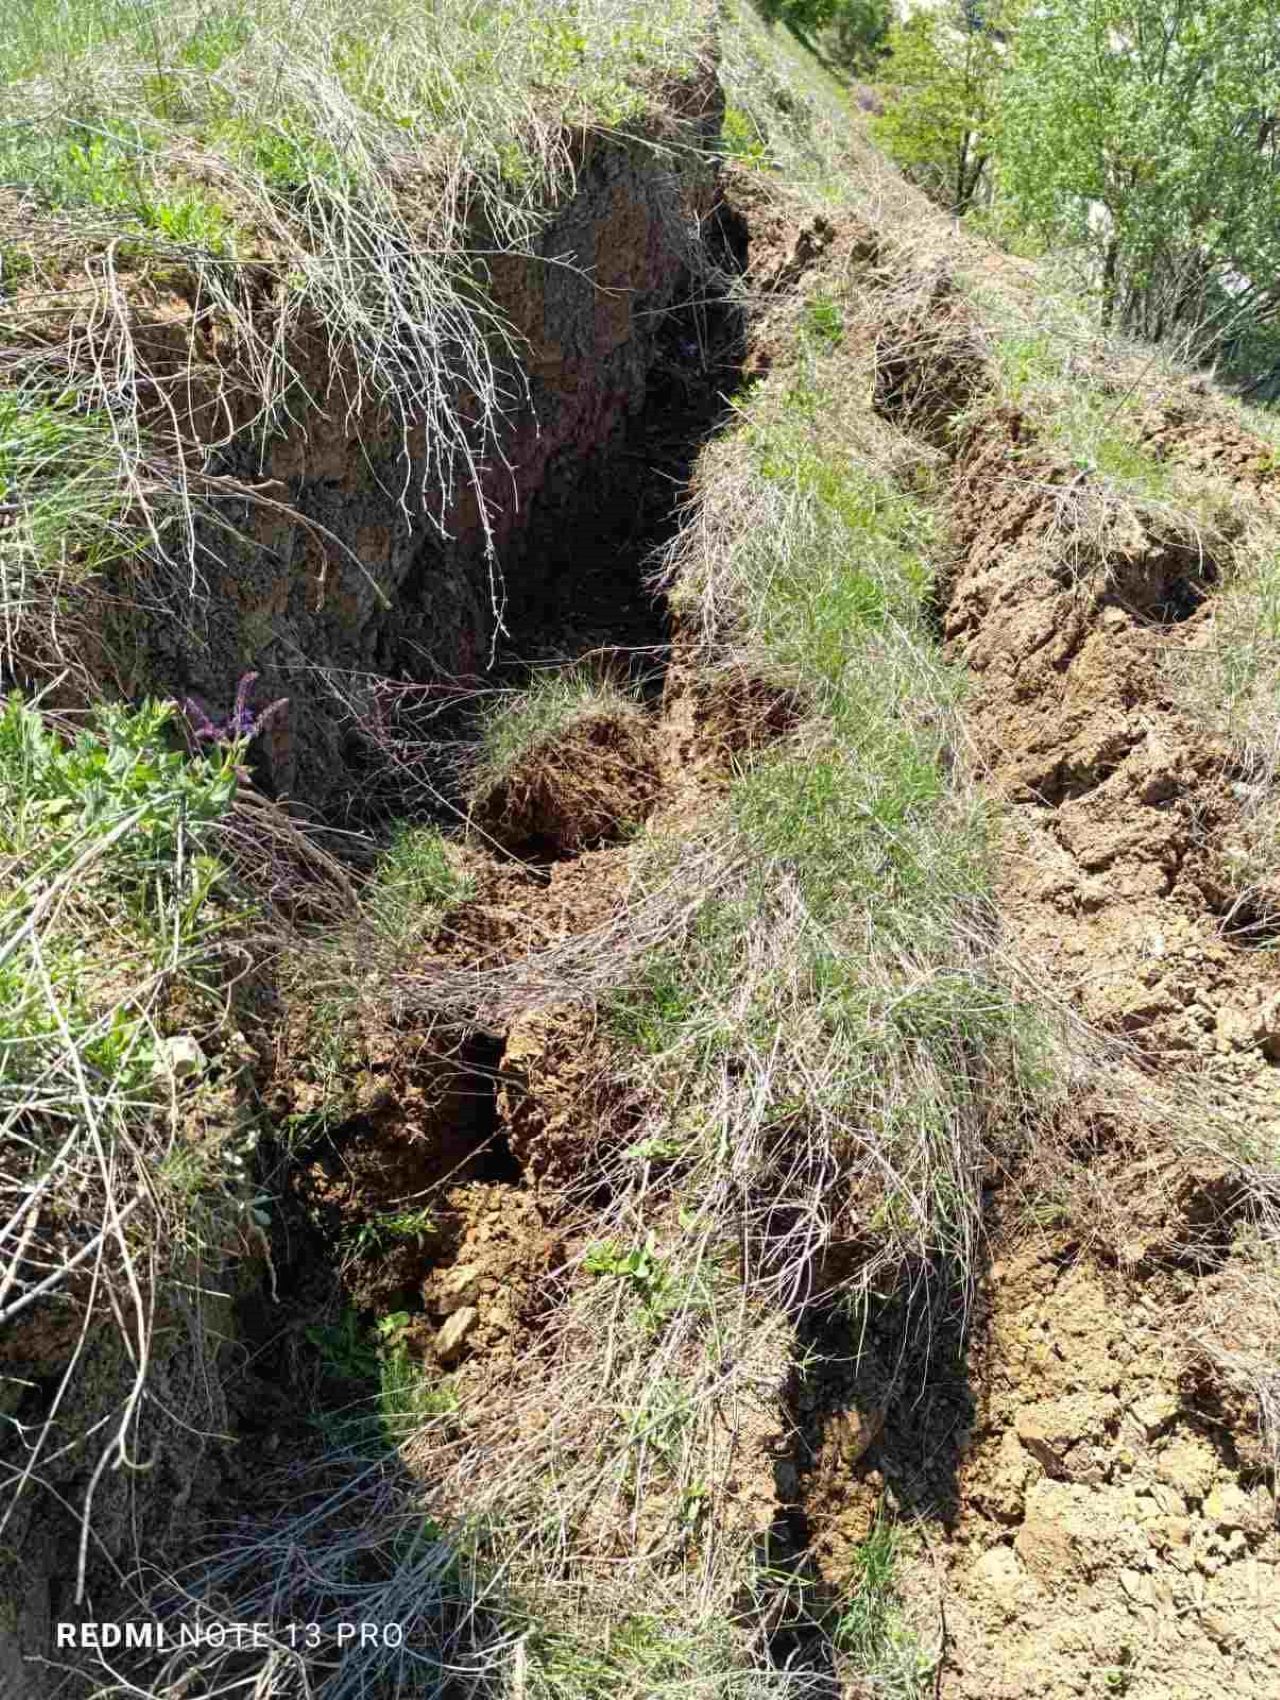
[760,0,891,73]
[871,2,1009,213]
[997,0,1280,358]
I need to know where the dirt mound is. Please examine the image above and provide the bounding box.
[471,709,660,857]
[943,409,1280,1100]
[498,1003,628,1186]
[684,667,804,766]
[895,342,1280,1696]
[873,273,991,443]
[920,1233,1280,1700]
[425,846,633,972]
[413,1181,562,1378]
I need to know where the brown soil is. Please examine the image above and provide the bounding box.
[946,407,1280,1103]
[837,314,1280,1698]
[470,709,660,857]
[223,181,1280,1699]
[926,1230,1280,1700]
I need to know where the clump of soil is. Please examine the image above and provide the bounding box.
[410,1181,565,1377]
[943,404,1280,1099]
[913,1230,1280,1700]
[873,273,991,444]
[471,708,660,858]
[498,1002,631,1186]
[684,667,804,766]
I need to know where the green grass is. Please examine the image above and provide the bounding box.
[521,1612,757,1699]
[835,1515,934,1698]
[470,668,645,797]
[637,344,1049,1277]
[0,694,238,1116]
[307,1307,455,1452]
[366,823,474,950]
[0,0,713,691]
[718,0,869,195]
[0,693,255,1594]
[344,1206,438,1259]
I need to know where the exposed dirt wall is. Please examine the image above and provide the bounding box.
[148,107,723,809]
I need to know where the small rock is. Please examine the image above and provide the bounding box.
[436,1263,483,1316]
[1119,1567,1152,1605]
[1150,1482,1185,1517]
[1198,1608,1236,1649]
[971,1545,1026,1615]
[155,1034,206,1080]
[435,1306,478,1362]
[827,1405,885,1466]
[1156,1434,1218,1500]
[1203,1481,1253,1532]
[1130,1391,1178,1439]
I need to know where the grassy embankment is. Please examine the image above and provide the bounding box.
[24,1,1280,1695]
[0,2,1065,1692]
[0,0,712,1638]
[151,24,1063,1698]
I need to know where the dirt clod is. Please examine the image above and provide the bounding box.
[472,709,659,857]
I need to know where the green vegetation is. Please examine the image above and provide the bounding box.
[0,694,238,1131]
[0,0,713,684]
[0,693,252,1593]
[648,330,1047,1278]
[719,0,872,190]
[762,0,891,74]
[872,0,1280,383]
[366,824,474,949]
[307,1307,454,1451]
[521,1613,751,1699]
[872,1,1009,212]
[997,0,1280,358]
[0,388,140,674]
[344,1206,438,1258]
[470,669,645,799]
[22,1,1280,1694]
[835,1515,934,1697]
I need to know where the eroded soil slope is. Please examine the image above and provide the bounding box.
[911,350,1280,1696]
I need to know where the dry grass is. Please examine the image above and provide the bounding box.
[68,179,1067,1696]
[0,695,259,1603]
[0,0,715,688]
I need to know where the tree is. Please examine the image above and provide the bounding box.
[871,3,1010,213]
[759,0,891,70]
[831,0,893,73]
[997,0,1280,357]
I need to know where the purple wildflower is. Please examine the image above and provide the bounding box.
[180,672,288,748]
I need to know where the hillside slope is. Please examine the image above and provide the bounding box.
[1,5,1277,1699]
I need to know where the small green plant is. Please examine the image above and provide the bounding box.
[345,1207,438,1258]
[583,1232,673,1316]
[306,1307,380,1384]
[366,823,474,948]
[836,1513,934,1696]
[803,292,844,347]
[307,1308,453,1451]
[721,103,769,165]
[605,949,702,1054]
